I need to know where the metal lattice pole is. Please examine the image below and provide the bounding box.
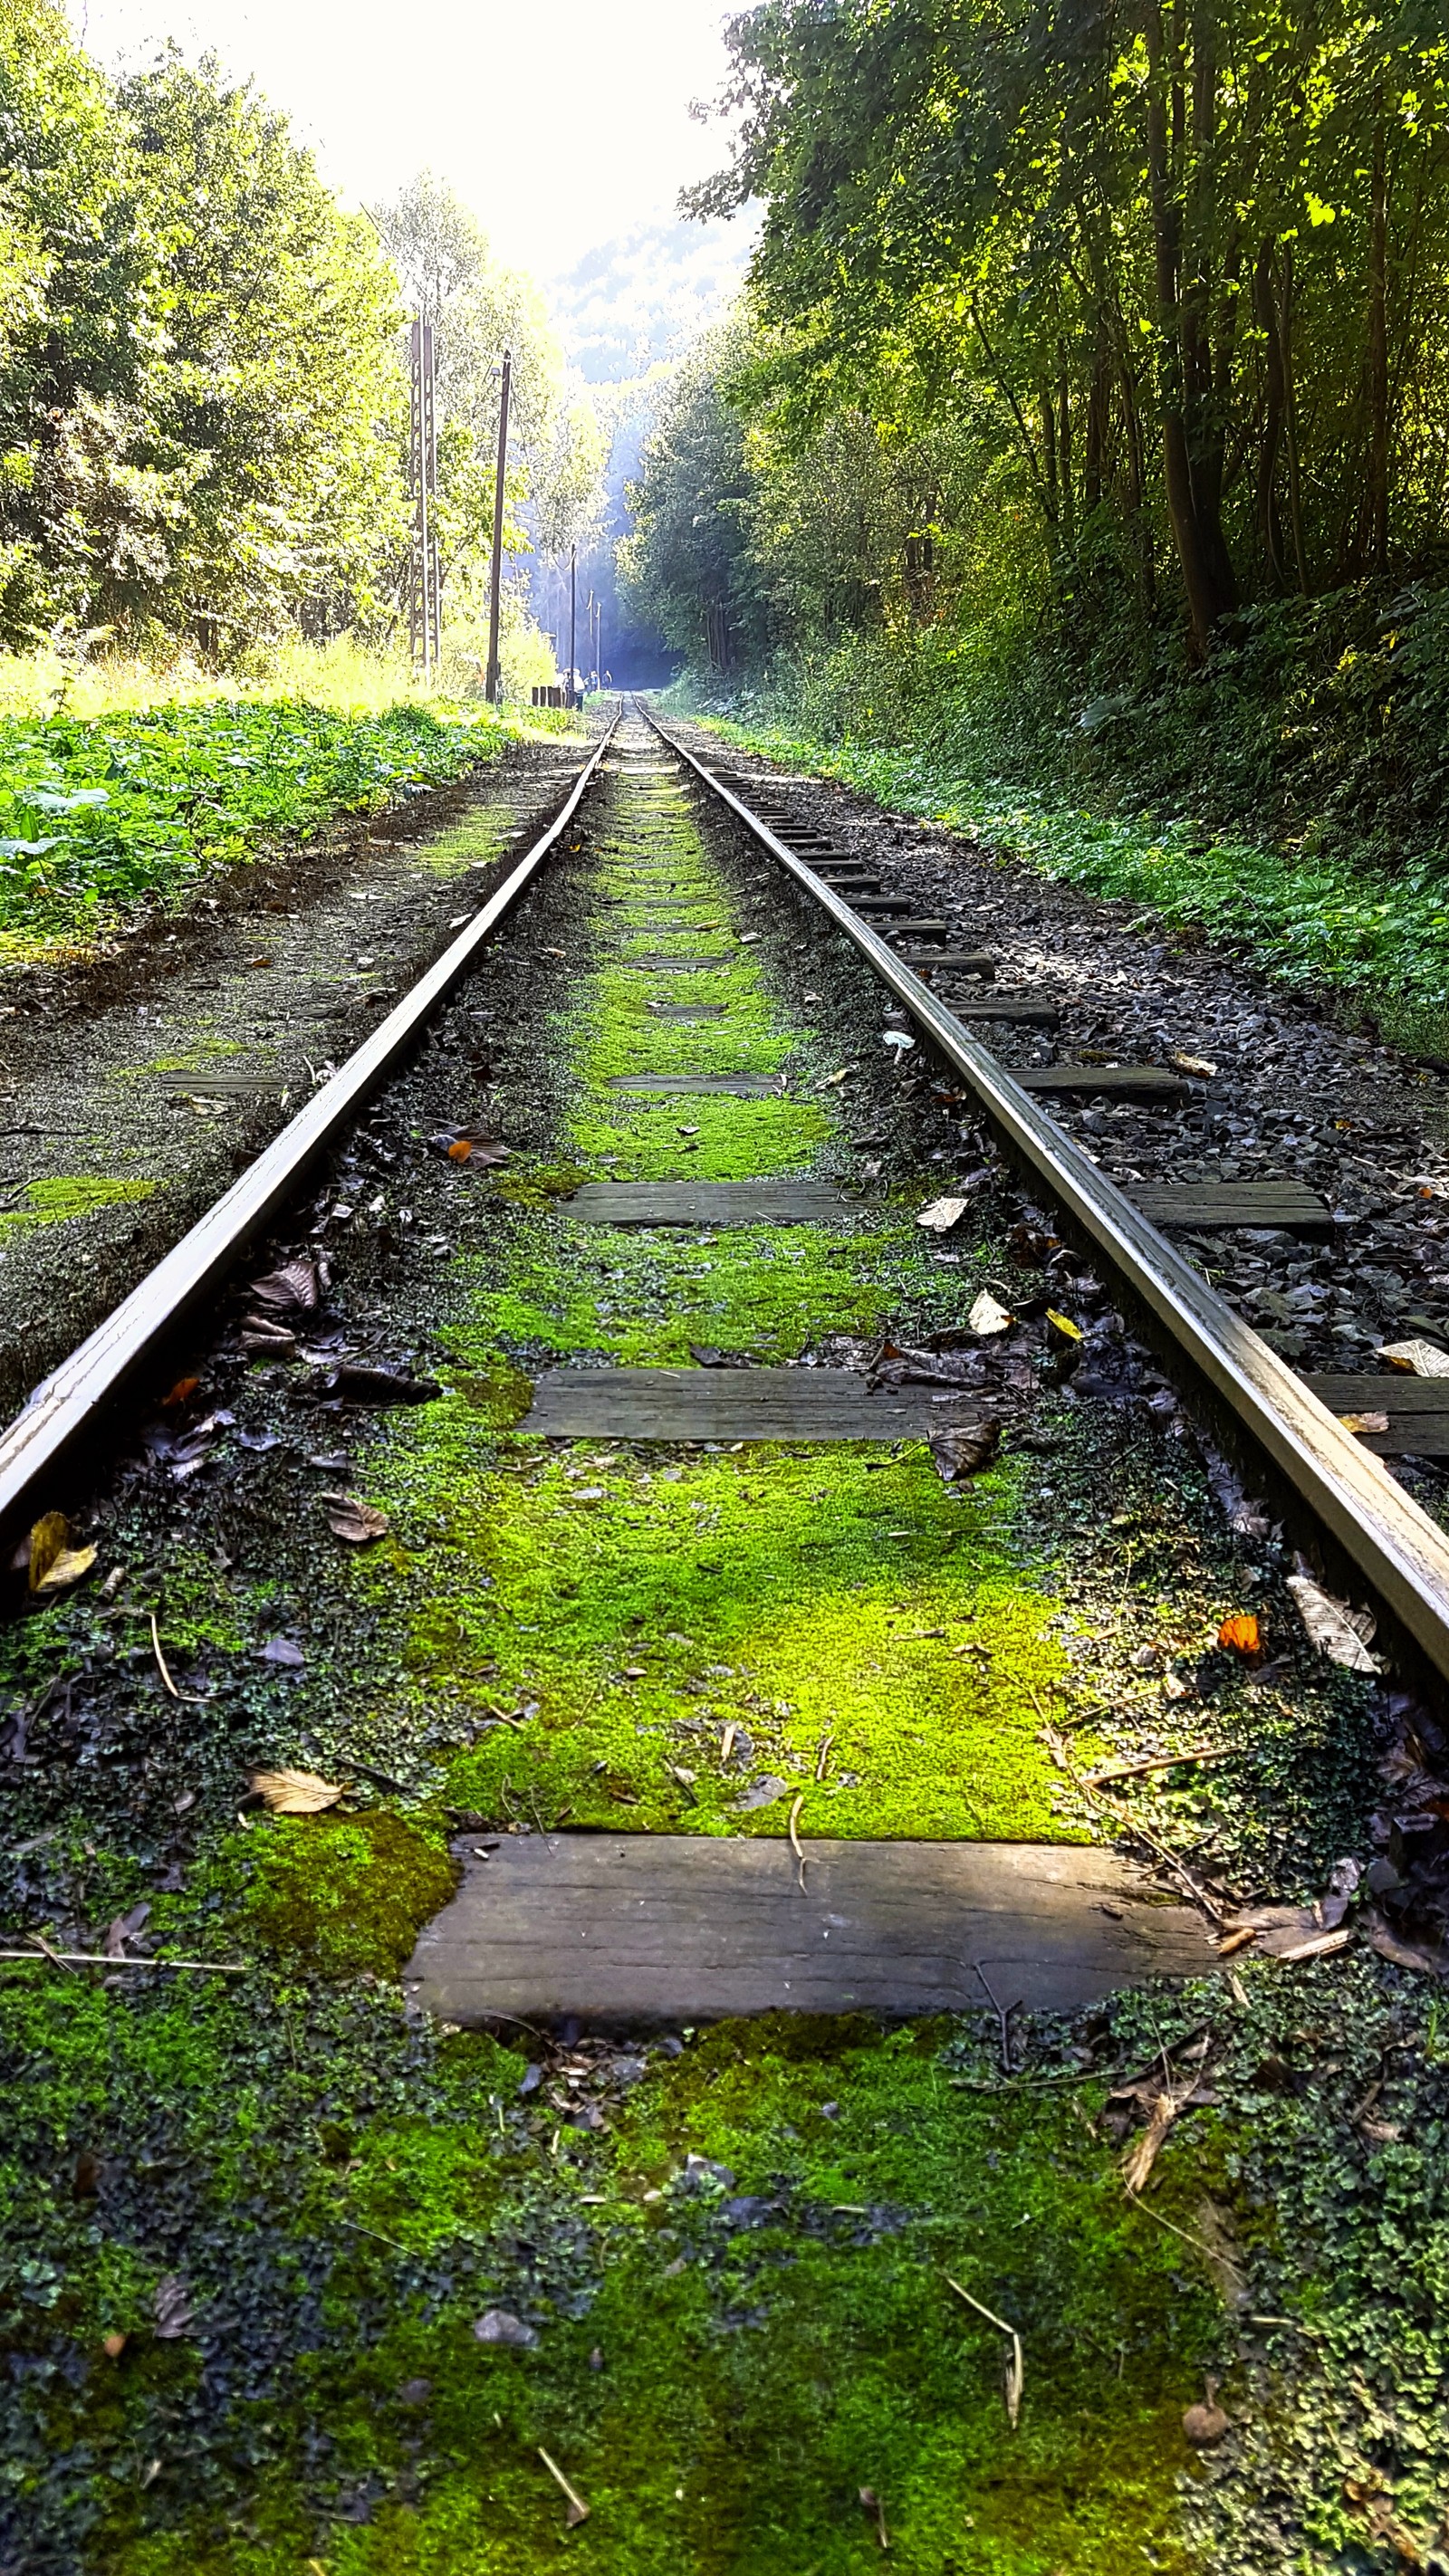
[409,320,440,678]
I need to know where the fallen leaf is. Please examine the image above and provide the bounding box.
[101,2331,128,2360]
[735,1775,792,1812]
[1366,1913,1444,1976]
[1377,1336,1449,1376]
[249,1257,319,1312]
[475,2309,538,2347]
[1045,1307,1083,1341]
[917,1195,968,1233]
[259,1636,304,1667]
[153,2275,195,2340]
[1287,1571,1380,1671]
[1338,1410,1389,1434]
[250,1767,344,1815]
[1218,1613,1261,1654]
[1171,1051,1218,1077]
[161,1376,200,1408]
[28,1513,97,1594]
[929,1421,1001,1481]
[1183,2379,1230,2446]
[1123,2091,1179,2194]
[322,1496,389,1545]
[968,1290,1012,1336]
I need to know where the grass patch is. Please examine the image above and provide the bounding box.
[0,694,571,967]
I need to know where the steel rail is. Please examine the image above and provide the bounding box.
[0,715,619,1536]
[652,712,1449,1685]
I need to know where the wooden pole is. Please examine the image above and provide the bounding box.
[485,350,512,704]
[570,544,577,705]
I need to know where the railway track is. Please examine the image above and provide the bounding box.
[4,700,1447,1692]
[648,710,1449,1684]
[3,701,1443,2569]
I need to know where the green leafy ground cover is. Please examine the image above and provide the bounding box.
[0,695,569,968]
[680,704,1449,1062]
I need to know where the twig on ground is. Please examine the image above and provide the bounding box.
[945,2275,1024,2428]
[0,1948,249,1974]
[150,1612,179,1701]
[1084,1745,1238,1788]
[537,2447,590,2526]
[788,1792,808,1893]
[974,1962,1021,2073]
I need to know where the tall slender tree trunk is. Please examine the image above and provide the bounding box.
[1367,91,1390,570]
[1142,0,1235,656]
[1253,238,1288,586]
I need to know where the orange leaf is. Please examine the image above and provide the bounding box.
[1218,1613,1261,1655]
[162,1376,199,1408]
[447,1139,473,1163]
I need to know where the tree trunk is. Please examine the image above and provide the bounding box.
[1367,91,1390,570]
[1142,0,1233,656]
[1253,239,1288,587]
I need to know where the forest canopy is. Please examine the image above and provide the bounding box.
[0,3,600,665]
[625,0,1449,675]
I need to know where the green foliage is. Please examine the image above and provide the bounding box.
[0,692,530,960]
[0,10,409,653]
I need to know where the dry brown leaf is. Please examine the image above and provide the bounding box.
[916,1195,968,1233]
[929,1421,1002,1483]
[1122,2091,1179,2194]
[249,1257,319,1312]
[1171,1050,1219,1077]
[1217,1613,1261,1654]
[1338,1410,1390,1434]
[1287,1572,1380,1671]
[101,2331,128,2360]
[1366,1914,1444,1976]
[28,1513,97,1594]
[968,1290,1012,1336]
[321,1495,389,1545]
[249,1767,346,1815]
[161,1376,200,1408]
[1376,1337,1449,1377]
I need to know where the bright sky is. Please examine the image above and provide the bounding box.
[71,0,740,279]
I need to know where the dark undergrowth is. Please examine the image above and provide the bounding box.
[671,575,1449,1058]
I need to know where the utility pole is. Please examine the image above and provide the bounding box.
[408,319,441,677]
[569,544,577,706]
[485,350,512,704]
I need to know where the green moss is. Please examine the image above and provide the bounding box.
[0,1173,158,1234]
[242,1811,458,1977]
[96,2015,1222,2575]
[372,1428,1075,1842]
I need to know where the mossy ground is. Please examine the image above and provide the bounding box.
[5,1979,1224,2576]
[363,752,1073,1841]
[0,1173,158,1234]
[5,729,1409,2571]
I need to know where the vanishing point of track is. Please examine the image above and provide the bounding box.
[4,701,1449,1690]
